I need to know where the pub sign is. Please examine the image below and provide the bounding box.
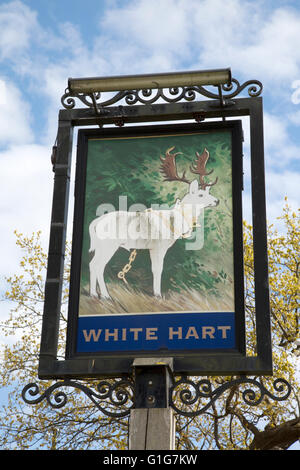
[66,121,245,359]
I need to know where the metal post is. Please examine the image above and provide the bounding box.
[39,116,73,375]
[129,358,176,450]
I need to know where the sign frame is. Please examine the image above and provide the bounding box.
[66,121,245,361]
[38,95,272,379]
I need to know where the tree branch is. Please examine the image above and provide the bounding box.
[250,418,300,450]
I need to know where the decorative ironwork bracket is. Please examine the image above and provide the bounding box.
[22,375,291,419]
[60,78,263,116]
[169,376,292,417]
[22,378,135,418]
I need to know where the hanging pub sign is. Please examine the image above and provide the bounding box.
[66,121,245,360]
[34,70,272,380]
[24,72,290,417]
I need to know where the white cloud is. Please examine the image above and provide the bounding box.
[99,0,190,59]
[263,113,289,150]
[86,0,300,95]
[3,0,300,107]
[0,143,52,276]
[0,78,33,145]
[263,112,300,172]
[191,2,300,85]
[0,0,38,60]
[250,8,300,80]
[266,170,300,203]
[288,108,300,125]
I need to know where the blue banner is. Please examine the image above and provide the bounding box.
[76,312,235,353]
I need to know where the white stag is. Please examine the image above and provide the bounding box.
[89,147,219,299]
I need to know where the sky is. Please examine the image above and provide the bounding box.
[0,0,299,448]
[0,6,299,286]
[0,3,299,343]
[0,0,299,319]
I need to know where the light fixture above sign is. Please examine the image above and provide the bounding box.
[67,68,232,94]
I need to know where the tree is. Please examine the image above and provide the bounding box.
[1,232,129,450]
[0,203,299,450]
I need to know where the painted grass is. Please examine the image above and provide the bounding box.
[78,282,234,316]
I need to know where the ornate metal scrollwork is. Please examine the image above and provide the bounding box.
[22,378,134,418]
[169,376,292,417]
[61,77,263,113]
[22,375,292,420]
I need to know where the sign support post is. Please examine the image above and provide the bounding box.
[129,358,175,450]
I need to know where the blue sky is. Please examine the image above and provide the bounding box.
[1,0,300,332]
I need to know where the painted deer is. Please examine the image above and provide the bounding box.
[89,147,219,299]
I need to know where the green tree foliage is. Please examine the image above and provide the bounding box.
[0,204,299,450]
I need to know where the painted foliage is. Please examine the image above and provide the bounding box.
[78,129,235,317]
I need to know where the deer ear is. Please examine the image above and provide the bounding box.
[189,179,198,194]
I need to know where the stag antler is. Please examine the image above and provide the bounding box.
[190,148,218,189]
[160,146,191,184]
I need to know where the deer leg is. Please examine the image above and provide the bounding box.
[96,263,110,299]
[89,241,119,299]
[149,248,166,297]
[89,254,111,298]
[89,255,98,297]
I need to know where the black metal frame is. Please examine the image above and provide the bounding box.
[66,121,245,363]
[38,94,272,380]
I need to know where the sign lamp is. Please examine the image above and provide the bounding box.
[68,68,232,94]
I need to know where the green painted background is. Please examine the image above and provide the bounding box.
[80,129,234,300]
